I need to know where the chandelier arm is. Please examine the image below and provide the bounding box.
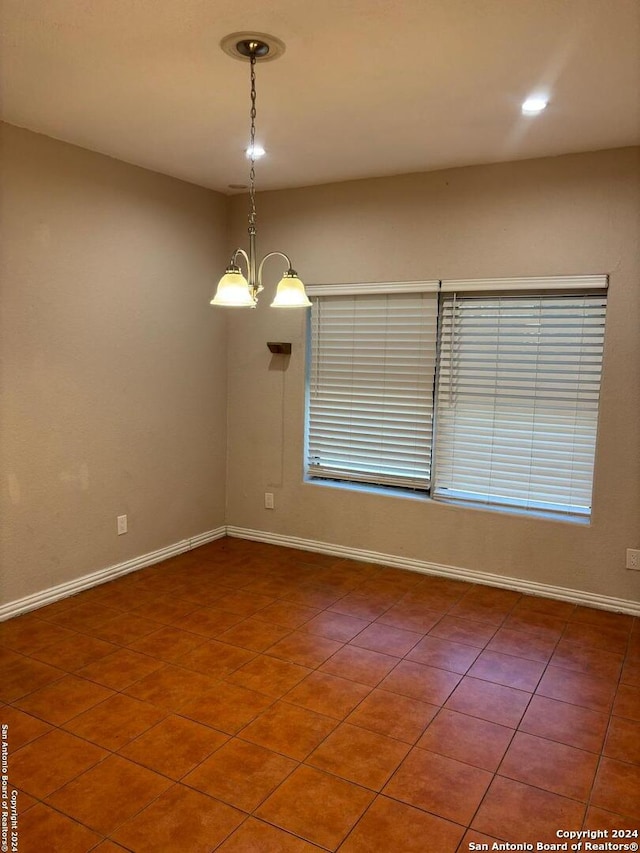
[257,250,294,290]
[230,248,250,270]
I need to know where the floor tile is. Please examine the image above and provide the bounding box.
[459,829,504,851]
[511,595,576,621]
[428,615,497,648]
[226,655,311,698]
[123,664,216,711]
[283,583,346,610]
[375,602,441,632]
[10,729,108,798]
[0,617,78,653]
[240,700,337,760]
[0,705,51,750]
[498,731,598,800]
[90,843,131,853]
[0,657,65,702]
[467,649,546,691]
[380,659,461,705]
[184,737,297,810]
[462,585,521,609]
[621,658,640,687]
[43,602,120,632]
[472,776,585,843]
[302,611,370,642]
[486,626,558,662]
[217,617,292,653]
[47,754,172,834]
[171,606,244,637]
[320,645,399,686]
[383,746,492,824]
[613,684,640,721]
[180,682,273,734]
[604,715,640,764]
[563,621,629,655]
[445,676,531,727]
[591,757,640,819]
[215,590,275,616]
[550,639,624,681]
[519,694,609,753]
[349,622,422,657]
[119,714,227,778]
[329,594,389,621]
[447,597,511,626]
[268,630,343,668]
[417,708,513,771]
[75,647,165,690]
[536,666,616,713]
[0,648,23,669]
[174,639,256,677]
[111,783,244,852]
[306,722,410,790]
[15,674,113,724]
[32,634,119,671]
[406,635,480,674]
[13,788,37,813]
[502,610,567,642]
[254,600,320,628]
[128,625,206,662]
[571,605,634,632]
[338,795,464,853]
[216,818,323,852]
[16,802,102,853]
[583,806,640,831]
[91,612,162,644]
[346,687,437,743]
[62,692,166,749]
[256,765,374,851]
[285,671,371,720]
[130,595,198,624]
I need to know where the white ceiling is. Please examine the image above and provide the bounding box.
[2,0,639,194]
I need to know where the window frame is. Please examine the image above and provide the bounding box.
[304,275,608,523]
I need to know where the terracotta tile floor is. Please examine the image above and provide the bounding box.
[2,537,640,852]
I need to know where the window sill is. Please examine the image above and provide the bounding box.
[304,476,591,525]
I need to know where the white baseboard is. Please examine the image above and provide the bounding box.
[226,525,640,617]
[4,523,638,622]
[0,527,226,622]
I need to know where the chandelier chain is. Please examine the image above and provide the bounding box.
[248,52,257,229]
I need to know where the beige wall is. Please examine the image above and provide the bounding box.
[226,147,640,602]
[0,124,229,605]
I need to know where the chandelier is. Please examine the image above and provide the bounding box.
[211,33,311,309]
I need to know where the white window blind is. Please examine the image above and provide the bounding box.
[433,289,607,516]
[307,289,438,490]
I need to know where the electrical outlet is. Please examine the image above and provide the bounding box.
[264,492,274,510]
[626,549,640,570]
[117,514,128,535]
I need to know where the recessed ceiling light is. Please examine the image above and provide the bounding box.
[246,144,265,159]
[521,96,548,115]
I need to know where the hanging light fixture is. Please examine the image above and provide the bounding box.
[211,33,311,309]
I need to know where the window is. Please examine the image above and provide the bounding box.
[306,276,608,520]
[307,282,439,490]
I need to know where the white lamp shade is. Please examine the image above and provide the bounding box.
[270,273,312,308]
[211,270,254,307]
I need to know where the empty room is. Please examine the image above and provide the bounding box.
[1,1,639,851]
